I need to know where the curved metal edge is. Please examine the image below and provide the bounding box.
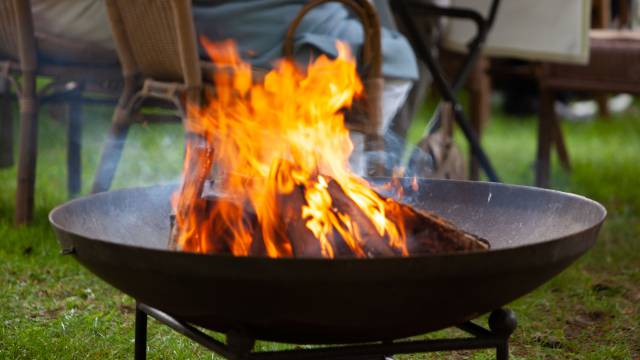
[48,180,607,263]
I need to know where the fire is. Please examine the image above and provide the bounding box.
[172,38,410,258]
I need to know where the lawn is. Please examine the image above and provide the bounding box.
[0,99,639,359]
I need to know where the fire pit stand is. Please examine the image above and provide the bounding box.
[134,302,517,360]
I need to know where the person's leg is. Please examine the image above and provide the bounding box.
[386,1,442,163]
[349,79,414,175]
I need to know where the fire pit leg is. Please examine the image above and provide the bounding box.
[226,331,255,360]
[129,304,518,359]
[489,308,517,360]
[135,303,148,360]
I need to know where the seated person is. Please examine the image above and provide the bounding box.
[192,1,418,173]
[31,0,419,173]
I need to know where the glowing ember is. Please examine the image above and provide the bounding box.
[171,39,487,258]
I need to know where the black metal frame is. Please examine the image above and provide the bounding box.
[392,0,502,182]
[134,302,517,360]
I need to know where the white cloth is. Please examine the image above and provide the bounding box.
[443,0,592,64]
[349,79,413,175]
[31,0,114,50]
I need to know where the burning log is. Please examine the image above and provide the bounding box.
[277,184,326,257]
[386,200,490,255]
[325,179,396,257]
[169,136,215,252]
[169,175,488,258]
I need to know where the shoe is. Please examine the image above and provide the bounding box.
[555,100,597,122]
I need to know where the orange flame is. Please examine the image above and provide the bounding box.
[173,39,409,258]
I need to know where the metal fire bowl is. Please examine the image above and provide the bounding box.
[49,180,606,344]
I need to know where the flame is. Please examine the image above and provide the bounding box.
[173,39,409,258]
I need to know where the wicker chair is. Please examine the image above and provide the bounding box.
[0,0,122,224]
[91,0,202,193]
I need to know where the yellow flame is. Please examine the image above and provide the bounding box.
[173,39,409,258]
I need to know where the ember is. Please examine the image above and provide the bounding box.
[170,39,487,257]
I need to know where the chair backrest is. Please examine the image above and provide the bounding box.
[0,0,37,72]
[105,0,201,88]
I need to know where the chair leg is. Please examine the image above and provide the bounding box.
[15,71,38,225]
[0,77,14,168]
[536,88,554,188]
[92,77,138,194]
[91,107,131,193]
[67,86,83,197]
[596,94,609,119]
[469,97,481,180]
[468,57,491,181]
[551,116,571,171]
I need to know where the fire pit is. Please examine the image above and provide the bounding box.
[49,9,605,357]
[50,178,605,359]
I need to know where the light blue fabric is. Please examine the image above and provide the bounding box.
[193,1,418,80]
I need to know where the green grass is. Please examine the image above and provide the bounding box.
[1,100,639,359]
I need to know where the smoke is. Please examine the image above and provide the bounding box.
[359,128,435,180]
[108,122,185,189]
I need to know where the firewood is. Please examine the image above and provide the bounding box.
[169,197,235,254]
[277,184,327,257]
[170,172,489,257]
[168,137,214,251]
[326,179,396,257]
[385,200,489,254]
